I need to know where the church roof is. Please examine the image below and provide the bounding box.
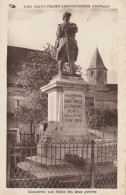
[87,48,107,71]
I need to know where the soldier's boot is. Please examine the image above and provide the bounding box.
[69,62,75,75]
[58,61,64,74]
[72,65,76,75]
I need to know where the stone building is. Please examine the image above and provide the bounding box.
[85,48,117,110]
[7,46,47,143]
[7,46,34,143]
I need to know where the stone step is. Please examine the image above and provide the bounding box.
[17,160,88,179]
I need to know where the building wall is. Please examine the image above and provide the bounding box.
[7,86,24,112]
[7,116,21,129]
[87,69,107,87]
[94,90,117,109]
[96,69,107,87]
[7,84,26,132]
[86,88,117,110]
[94,100,117,109]
[94,91,117,101]
[87,69,97,85]
[7,84,38,134]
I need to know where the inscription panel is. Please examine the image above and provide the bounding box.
[48,92,56,121]
[64,91,84,126]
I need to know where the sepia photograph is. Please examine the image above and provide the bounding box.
[6,7,119,189]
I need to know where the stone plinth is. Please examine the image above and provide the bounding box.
[40,74,89,142]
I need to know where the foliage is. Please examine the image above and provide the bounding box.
[14,43,83,132]
[14,44,58,131]
[19,133,36,147]
[64,153,85,167]
[17,44,58,92]
[86,108,118,130]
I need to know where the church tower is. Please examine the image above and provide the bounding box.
[86,48,108,88]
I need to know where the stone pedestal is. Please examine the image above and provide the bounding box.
[36,74,90,160]
[40,74,89,142]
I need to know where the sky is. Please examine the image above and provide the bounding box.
[8,8,118,83]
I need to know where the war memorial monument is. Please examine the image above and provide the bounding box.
[39,12,89,146]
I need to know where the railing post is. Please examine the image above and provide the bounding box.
[7,140,11,187]
[19,132,21,143]
[91,140,95,188]
[24,131,25,146]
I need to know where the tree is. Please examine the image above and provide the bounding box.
[86,108,118,130]
[14,44,82,133]
[14,44,58,133]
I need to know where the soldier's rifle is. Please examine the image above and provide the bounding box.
[65,27,72,74]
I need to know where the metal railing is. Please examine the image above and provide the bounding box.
[7,139,117,188]
[19,132,36,146]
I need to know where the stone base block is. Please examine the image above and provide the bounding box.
[37,134,91,160]
[37,142,65,160]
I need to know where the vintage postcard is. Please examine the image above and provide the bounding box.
[0,0,126,194]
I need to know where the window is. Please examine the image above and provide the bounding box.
[14,96,23,108]
[91,71,93,76]
[15,99,20,108]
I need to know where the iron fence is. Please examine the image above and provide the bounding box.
[19,132,36,146]
[7,139,117,188]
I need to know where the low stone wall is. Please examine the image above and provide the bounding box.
[88,128,117,139]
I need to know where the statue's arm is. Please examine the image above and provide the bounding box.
[71,23,78,33]
[56,24,63,39]
[74,25,78,33]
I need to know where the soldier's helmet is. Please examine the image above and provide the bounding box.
[63,12,71,20]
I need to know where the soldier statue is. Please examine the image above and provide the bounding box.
[55,12,78,75]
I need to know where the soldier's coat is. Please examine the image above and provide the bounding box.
[56,22,78,62]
